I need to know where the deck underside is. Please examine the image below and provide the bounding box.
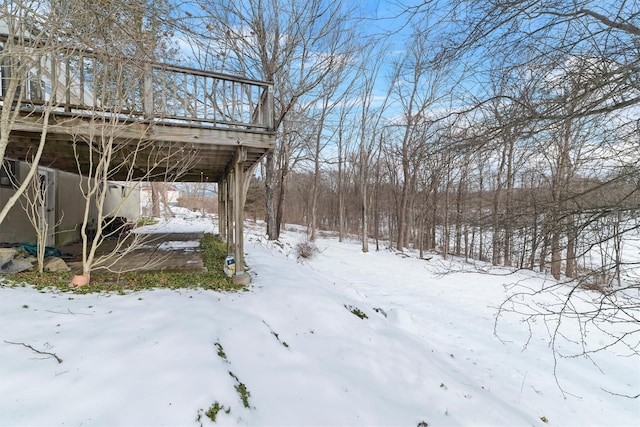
[6,110,275,182]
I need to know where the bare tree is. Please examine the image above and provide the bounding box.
[385,21,449,251]
[308,58,354,241]
[48,0,190,283]
[353,43,395,253]
[0,1,71,226]
[190,0,359,240]
[335,101,356,242]
[19,168,63,272]
[401,0,640,385]
[71,129,196,282]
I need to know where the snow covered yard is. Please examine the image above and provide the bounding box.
[1,215,638,426]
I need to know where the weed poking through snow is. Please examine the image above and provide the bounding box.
[214,341,229,363]
[229,371,252,408]
[263,320,290,348]
[205,402,231,423]
[344,304,368,319]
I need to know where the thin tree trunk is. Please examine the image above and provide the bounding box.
[504,139,514,266]
[540,220,549,273]
[265,150,278,240]
[362,180,369,253]
[551,221,562,280]
[337,130,345,243]
[276,169,286,236]
[151,182,161,217]
[492,144,507,266]
[442,165,451,260]
[613,211,622,287]
[374,157,381,251]
[565,214,577,278]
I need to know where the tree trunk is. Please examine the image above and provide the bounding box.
[310,157,319,242]
[477,163,485,261]
[275,170,286,238]
[442,164,451,260]
[528,214,539,270]
[337,132,345,243]
[565,214,577,278]
[151,182,161,217]
[397,149,410,251]
[540,221,549,273]
[265,150,278,240]
[492,144,507,266]
[504,139,515,266]
[361,146,370,253]
[550,222,562,280]
[374,158,382,251]
[613,211,622,287]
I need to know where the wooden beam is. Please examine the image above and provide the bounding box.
[12,113,275,149]
[6,110,273,184]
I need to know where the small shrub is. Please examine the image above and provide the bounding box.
[295,239,319,260]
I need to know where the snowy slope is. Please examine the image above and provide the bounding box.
[0,215,638,426]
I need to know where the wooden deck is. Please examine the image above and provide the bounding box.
[1,35,273,282]
[1,37,275,182]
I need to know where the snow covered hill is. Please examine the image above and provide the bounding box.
[0,214,638,426]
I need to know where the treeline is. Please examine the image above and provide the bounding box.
[231,1,640,287]
[253,131,638,286]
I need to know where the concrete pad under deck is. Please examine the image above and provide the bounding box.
[63,233,206,275]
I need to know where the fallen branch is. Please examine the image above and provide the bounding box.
[45,308,91,316]
[4,340,63,364]
[601,387,640,399]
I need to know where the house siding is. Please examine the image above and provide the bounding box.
[0,164,37,243]
[0,160,140,246]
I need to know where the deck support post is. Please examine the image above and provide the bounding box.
[226,172,234,255]
[218,178,227,240]
[220,147,249,285]
[232,147,248,285]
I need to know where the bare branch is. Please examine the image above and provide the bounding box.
[5,340,63,364]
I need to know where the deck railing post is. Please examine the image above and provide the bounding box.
[265,84,274,129]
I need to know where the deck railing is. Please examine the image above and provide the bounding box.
[0,36,274,132]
